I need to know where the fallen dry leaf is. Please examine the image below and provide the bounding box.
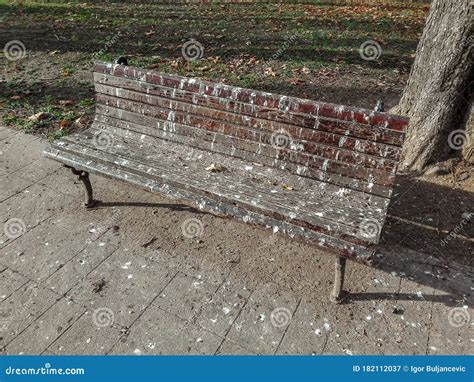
[59,100,73,106]
[264,67,276,77]
[206,163,227,173]
[301,66,311,75]
[28,112,48,122]
[59,119,71,130]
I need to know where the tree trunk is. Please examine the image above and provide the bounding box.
[462,102,473,163]
[396,0,473,172]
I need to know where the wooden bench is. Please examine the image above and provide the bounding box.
[43,60,409,302]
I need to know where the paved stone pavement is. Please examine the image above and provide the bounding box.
[0,126,472,355]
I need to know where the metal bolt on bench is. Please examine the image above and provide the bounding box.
[43,59,409,303]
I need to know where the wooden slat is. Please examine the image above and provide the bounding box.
[63,128,388,223]
[83,123,391,214]
[93,112,393,198]
[94,61,409,133]
[94,75,404,157]
[94,89,399,172]
[94,100,397,189]
[94,83,402,167]
[52,129,387,244]
[44,145,375,261]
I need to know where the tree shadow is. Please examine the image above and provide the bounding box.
[0,2,416,71]
[372,175,473,304]
[347,292,461,307]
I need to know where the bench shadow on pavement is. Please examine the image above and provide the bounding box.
[92,201,203,214]
[90,173,472,306]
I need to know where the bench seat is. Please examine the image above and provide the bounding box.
[46,125,389,260]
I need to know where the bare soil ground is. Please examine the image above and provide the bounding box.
[1,1,427,137]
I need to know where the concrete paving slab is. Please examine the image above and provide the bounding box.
[47,310,123,355]
[226,232,335,295]
[0,134,42,174]
[215,339,255,355]
[66,250,176,328]
[276,297,334,355]
[0,212,112,282]
[226,282,299,354]
[13,157,61,183]
[0,283,58,350]
[426,288,472,355]
[5,297,84,355]
[322,270,437,355]
[43,231,119,295]
[154,272,218,322]
[0,173,32,203]
[195,278,251,337]
[0,127,19,141]
[0,182,77,248]
[0,268,29,302]
[110,305,222,355]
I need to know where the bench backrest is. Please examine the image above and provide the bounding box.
[93,62,408,199]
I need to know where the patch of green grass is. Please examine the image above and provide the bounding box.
[231,73,261,89]
[1,0,427,135]
[77,98,94,108]
[62,64,76,76]
[2,113,18,125]
[47,129,69,142]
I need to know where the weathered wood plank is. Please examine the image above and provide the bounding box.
[94,62,409,132]
[50,133,386,244]
[69,125,391,214]
[60,130,388,227]
[94,76,405,155]
[93,113,394,198]
[44,144,375,261]
[94,83,402,164]
[94,94,399,175]
[94,101,397,188]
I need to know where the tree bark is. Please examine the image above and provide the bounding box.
[462,102,473,163]
[396,0,473,172]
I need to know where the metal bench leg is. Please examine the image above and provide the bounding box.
[66,166,98,208]
[330,255,346,303]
